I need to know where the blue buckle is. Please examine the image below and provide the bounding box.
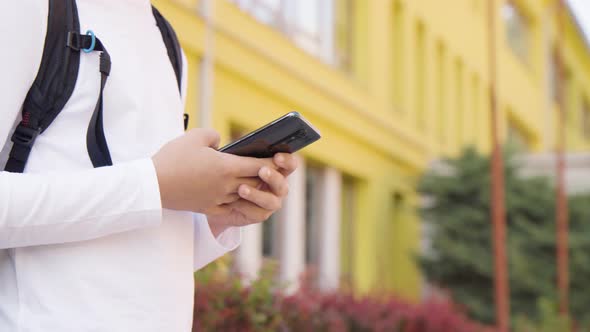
[82,30,96,53]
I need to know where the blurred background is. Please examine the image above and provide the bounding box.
[151,0,590,330]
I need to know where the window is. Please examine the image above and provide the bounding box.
[289,0,323,56]
[231,0,284,28]
[231,0,354,71]
[305,165,323,267]
[262,214,280,258]
[340,176,356,287]
[377,192,405,288]
[582,98,590,140]
[502,2,531,63]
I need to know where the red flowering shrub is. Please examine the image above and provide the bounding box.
[193,269,487,332]
[279,284,486,332]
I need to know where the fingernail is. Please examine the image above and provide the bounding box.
[260,167,271,179]
[240,186,250,196]
[275,154,284,164]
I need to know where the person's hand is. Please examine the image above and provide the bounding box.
[207,153,298,237]
[151,128,277,214]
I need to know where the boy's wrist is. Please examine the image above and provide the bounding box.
[207,216,231,238]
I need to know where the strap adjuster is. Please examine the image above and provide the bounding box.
[66,31,95,52]
[66,31,81,50]
[11,124,40,147]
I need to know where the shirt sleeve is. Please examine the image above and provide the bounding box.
[0,158,163,249]
[192,213,242,271]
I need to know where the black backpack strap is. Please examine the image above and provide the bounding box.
[152,6,189,130]
[66,32,113,168]
[152,6,182,92]
[86,46,112,168]
[5,0,81,173]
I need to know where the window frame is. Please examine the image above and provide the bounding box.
[502,1,532,65]
[229,0,354,72]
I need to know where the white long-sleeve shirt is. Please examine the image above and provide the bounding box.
[0,1,241,331]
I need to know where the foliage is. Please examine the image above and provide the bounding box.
[514,298,572,332]
[418,146,590,326]
[193,264,487,332]
[193,263,283,331]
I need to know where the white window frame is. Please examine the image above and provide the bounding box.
[502,2,531,64]
[230,0,352,69]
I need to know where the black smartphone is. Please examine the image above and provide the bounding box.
[219,112,321,158]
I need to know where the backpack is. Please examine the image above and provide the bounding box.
[4,0,188,173]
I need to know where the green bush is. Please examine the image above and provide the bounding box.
[514,298,572,332]
[418,147,590,327]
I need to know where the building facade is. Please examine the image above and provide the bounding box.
[152,0,590,300]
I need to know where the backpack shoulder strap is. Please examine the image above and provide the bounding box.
[5,0,81,173]
[152,6,183,93]
[152,6,190,130]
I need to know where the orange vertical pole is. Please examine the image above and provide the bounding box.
[487,0,510,331]
[555,0,569,317]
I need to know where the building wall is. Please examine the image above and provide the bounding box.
[152,0,590,300]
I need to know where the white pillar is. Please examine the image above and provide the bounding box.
[278,157,306,293]
[234,223,262,282]
[318,168,342,291]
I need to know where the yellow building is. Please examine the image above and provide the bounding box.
[152,0,590,300]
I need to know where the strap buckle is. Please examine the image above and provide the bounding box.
[66,31,82,50]
[11,124,40,147]
[66,31,96,52]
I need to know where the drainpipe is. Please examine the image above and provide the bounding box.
[555,0,569,318]
[487,0,509,331]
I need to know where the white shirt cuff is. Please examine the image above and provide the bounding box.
[192,213,242,271]
[139,158,164,211]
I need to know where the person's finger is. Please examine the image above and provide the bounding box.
[273,153,298,176]
[229,198,272,223]
[238,184,282,211]
[258,167,289,197]
[220,193,240,205]
[223,155,277,178]
[232,177,263,192]
[222,176,263,195]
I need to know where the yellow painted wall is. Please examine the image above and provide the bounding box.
[153,0,590,300]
